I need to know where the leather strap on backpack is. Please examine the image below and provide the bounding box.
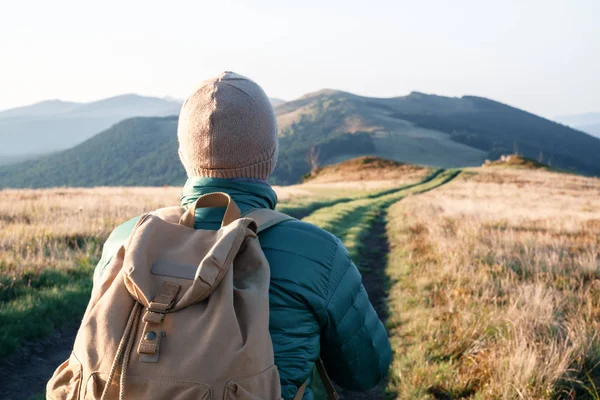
[293,358,338,400]
[242,208,294,233]
[180,192,241,228]
[316,358,339,400]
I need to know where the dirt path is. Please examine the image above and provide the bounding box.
[334,171,461,399]
[337,211,390,400]
[0,328,77,400]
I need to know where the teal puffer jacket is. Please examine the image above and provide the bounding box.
[94,178,391,399]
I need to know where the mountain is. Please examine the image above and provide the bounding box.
[274,90,600,182]
[0,153,51,167]
[270,98,286,106]
[575,123,600,137]
[2,90,600,188]
[274,90,488,183]
[554,112,600,138]
[0,95,287,160]
[0,99,82,118]
[0,116,183,187]
[555,112,600,127]
[0,94,181,156]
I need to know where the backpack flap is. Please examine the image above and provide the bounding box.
[123,192,258,310]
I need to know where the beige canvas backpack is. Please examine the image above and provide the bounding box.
[46,192,337,400]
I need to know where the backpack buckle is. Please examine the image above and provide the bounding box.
[143,309,167,323]
[138,282,180,362]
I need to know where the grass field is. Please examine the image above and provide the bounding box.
[385,169,600,399]
[0,176,423,361]
[1,165,599,399]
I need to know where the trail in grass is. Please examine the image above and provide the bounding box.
[305,169,461,400]
[334,211,390,400]
[303,169,460,259]
[278,168,445,219]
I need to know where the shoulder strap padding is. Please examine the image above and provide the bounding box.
[242,209,295,233]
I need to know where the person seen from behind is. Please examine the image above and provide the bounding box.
[94,72,392,399]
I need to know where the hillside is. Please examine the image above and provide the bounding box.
[0,117,184,187]
[274,90,600,183]
[0,95,181,156]
[305,156,427,183]
[275,90,487,183]
[269,98,286,106]
[0,153,48,167]
[2,90,600,187]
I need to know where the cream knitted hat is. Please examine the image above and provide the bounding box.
[177,71,278,180]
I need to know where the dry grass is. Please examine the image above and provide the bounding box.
[0,187,182,277]
[386,168,600,399]
[3,166,599,399]
[305,156,429,185]
[0,182,407,360]
[0,180,402,278]
[274,180,410,201]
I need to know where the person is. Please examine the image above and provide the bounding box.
[93,71,391,399]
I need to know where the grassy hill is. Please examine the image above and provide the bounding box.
[275,90,600,183]
[274,90,488,183]
[2,90,600,188]
[305,156,427,183]
[482,154,552,170]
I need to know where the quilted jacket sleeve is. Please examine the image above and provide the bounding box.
[93,216,140,286]
[320,239,392,391]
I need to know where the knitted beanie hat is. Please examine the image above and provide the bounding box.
[177,71,278,180]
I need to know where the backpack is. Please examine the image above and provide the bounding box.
[46,192,337,400]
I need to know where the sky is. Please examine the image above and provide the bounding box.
[0,0,598,119]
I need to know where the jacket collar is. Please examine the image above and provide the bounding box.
[180,177,278,213]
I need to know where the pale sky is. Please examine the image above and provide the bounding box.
[0,0,598,118]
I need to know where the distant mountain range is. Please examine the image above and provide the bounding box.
[0,95,286,164]
[1,90,599,188]
[0,94,182,158]
[269,98,286,106]
[554,112,600,138]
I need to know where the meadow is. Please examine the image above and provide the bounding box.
[386,169,600,399]
[1,165,599,399]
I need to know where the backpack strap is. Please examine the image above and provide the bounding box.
[293,380,308,400]
[242,208,295,233]
[315,358,339,400]
[293,358,338,400]
[244,209,338,399]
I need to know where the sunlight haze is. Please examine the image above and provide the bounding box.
[0,0,598,118]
